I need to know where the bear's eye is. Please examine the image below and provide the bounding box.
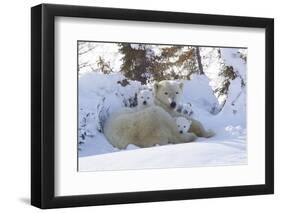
[147,97,150,99]
[141,96,144,99]
[176,92,179,94]
[177,125,180,127]
[164,92,168,95]
[184,125,186,128]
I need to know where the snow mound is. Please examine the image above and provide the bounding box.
[79,136,246,171]
[79,72,142,157]
[182,74,219,113]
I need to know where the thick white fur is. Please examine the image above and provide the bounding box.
[176,117,192,133]
[104,106,197,149]
[154,80,215,138]
[137,89,154,110]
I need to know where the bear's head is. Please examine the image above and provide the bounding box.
[154,80,183,109]
[137,89,154,108]
[175,117,192,134]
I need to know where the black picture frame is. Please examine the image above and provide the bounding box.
[31,3,274,209]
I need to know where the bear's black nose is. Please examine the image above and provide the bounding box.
[179,130,183,134]
[143,101,147,105]
[170,102,176,108]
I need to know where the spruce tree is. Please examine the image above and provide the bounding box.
[119,43,149,84]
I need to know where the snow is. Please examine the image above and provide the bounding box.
[200,47,226,104]
[219,48,247,125]
[182,74,219,113]
[79,135,246,171]
[79,72,141,114]
[78,72,141,156]
[221,48,246,80]
[78,42,122,74]
[78,44,247,172]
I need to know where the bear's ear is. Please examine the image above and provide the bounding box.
[179,82,184,90]
[154,82,160,91]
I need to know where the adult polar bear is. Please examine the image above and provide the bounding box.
[104,106,197,149]
[154,80,214,138]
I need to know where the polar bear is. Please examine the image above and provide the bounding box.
[137,89,154,110]
[104,106,197,149]
[154,80,214,138]
[175,117,192,134]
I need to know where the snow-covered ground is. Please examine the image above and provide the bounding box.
[78,46,247,172]
[79,128,246,171]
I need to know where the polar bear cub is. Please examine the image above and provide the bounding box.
[137,89,154,110]
[176,117,192,134]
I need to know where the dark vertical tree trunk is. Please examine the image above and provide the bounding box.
[195,47,204,75]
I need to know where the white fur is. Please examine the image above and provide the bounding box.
[104,106,197,149]
[154,80,214,138]
[137,89,154,110]
[154,80,183,113]
[176,117,192,134]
